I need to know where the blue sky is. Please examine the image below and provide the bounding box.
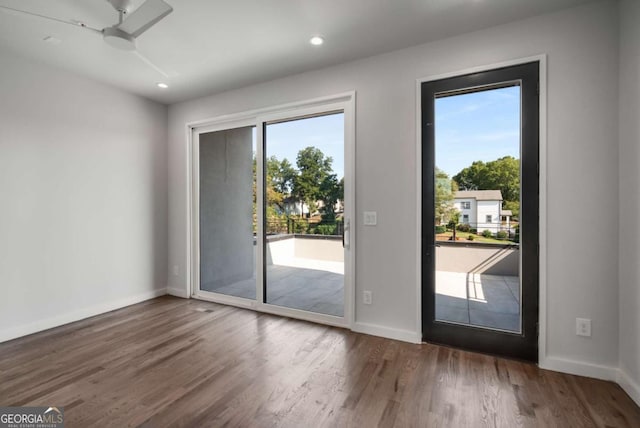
[435,85,520,177]
[263,113,345,179]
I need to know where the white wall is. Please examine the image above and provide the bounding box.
[168,1,620,370]
[436,246,519,277]
[618,0,640,405]
[266,238,295,266]
[477,200,501,233]
[453,199,475,224]
[0,49,168,342]
[294,238,344,263]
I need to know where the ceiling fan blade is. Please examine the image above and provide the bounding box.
[117,0,172,38]
[0,5,102,34]
[133,50,169,78]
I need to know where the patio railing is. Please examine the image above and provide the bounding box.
[265,218,344,236]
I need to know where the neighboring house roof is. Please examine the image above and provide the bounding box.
[501,210,513,216]
[454,190,503,201]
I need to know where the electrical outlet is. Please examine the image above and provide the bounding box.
[172,265,180,276]
[363,290,372,305]
[576,318,591,337]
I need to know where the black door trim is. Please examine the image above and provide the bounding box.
[421,61,540,362]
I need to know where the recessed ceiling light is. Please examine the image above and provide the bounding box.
[310,36,324,46]
[157,82,169,89]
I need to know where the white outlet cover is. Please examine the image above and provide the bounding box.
[364,211,377,226]
[576,318,591,337]
[363,290,372,305]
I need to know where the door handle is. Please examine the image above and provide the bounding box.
[343,219,350,249]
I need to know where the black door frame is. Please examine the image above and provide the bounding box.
[421,61,540,362]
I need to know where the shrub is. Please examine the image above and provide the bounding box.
[316,224,337,235]
[482,230,493,238]
[470,228,477,234]
[265,213,288,234]
[457,223,470,232]
[467,234,475,241]
[435,226,446,234]
[292,220,309,234]
[496,230,508,240]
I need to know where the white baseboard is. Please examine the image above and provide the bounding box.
[0,288,167,344]
[352,321,421,344]
[617,368,640,406]
[167,286,190,299]
[539,356,618,381]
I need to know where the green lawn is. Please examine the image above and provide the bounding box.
[436,230,517,245]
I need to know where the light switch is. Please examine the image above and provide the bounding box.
[364,211,377,226]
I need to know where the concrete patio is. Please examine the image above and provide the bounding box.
[207,266,520,329]
[435,271,521,332]
[203,264,344,317]
[201,235,345,317]
[202,238,520,328]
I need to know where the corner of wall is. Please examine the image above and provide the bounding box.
[167,286,190,299]
[352,322,422,344]
[617,367,640,406]
[616,0,640,407]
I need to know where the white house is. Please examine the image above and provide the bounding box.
[453,190,506,234]
[501,209,513,230]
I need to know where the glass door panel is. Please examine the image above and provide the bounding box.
[434,85,522,333]
[199,126,257,299]
[263,113,345,316]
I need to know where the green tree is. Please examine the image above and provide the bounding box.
[266,156,297,213]
[319,174,343,220]
[265,156,283,212]
[502,200,520,219]
[453,156,520,218]
[254,155,298,233]
[268,157,296,195]
[293,147,334,218]
[255,148,343,233]
[435,167,459,225]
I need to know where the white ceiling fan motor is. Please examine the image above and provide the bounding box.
[103,27,136,50]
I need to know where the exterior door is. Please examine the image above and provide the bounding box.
[421,62,539,361]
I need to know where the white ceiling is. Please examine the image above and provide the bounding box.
[0,0,594,104]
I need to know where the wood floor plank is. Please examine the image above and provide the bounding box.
[1,296,639,427]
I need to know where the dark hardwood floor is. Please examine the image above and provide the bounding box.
[0,296,638,427]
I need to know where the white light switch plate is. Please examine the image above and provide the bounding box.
[364,211,377,226]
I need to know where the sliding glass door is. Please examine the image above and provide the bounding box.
[191,95,354,327]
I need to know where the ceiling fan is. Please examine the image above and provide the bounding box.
[0,0,173,76]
